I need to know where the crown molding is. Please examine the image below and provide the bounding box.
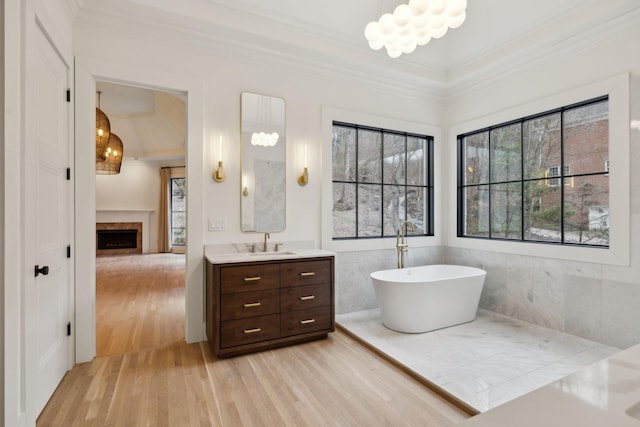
[446,5,640,98]
[75,0,640,101]
[65,0,85,18]
[74,2,449,99]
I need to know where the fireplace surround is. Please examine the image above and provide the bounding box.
[96,222,143,255]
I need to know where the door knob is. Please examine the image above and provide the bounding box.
[34,265,49,277]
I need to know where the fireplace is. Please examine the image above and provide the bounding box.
[96,222,143,255]
[97,229,137,250]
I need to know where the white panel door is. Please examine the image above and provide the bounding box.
[25,24,72,418]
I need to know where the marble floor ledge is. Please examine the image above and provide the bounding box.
[336,308,620,413]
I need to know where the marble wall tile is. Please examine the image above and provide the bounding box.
[443,248,619,346]
[529,257,565,327]
[564,275,602,342]
[479,264,509,313]
[602,214,640,284]
[334,253,378,314]
[334,246,445,314]
[504,254,537,323]
[601,280,640,348]
[629,75,640,215]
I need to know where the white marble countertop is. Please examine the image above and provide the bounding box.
[204,241,334,264]
[458,342,640,426]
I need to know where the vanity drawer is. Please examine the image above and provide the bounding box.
[281,284,330,312]
[221,289,280,320]
[220,314,280,348]
[220,264,280,294]
[281,307,332,336]
[281,259,331,287]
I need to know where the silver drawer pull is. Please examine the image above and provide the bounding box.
[243,276,261,282]
[299,295,315,301]
[300,272,316,277]
[244,328,262,334]
[300,319,316,325]
[243,302,262,308]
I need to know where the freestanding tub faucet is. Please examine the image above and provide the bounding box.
[396,220,415,268]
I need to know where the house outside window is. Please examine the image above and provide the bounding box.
[546,165,570,187]
[171,177,186,246]
[458,96,609,247]
[332,122,434,239]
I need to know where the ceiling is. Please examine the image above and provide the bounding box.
[80,0,640,159]
[78,0,640,94]
[125,0,586,69]
[96,81,186,162]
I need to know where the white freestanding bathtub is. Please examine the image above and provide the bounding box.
[370,265,487,333]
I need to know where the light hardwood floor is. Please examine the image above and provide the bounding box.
[95,253,186,356]
[37,254,471,426]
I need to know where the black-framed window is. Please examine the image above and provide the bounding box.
[332,121,434,239]
[457,96,609,247]
[171,177,186,246]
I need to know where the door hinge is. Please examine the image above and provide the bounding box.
[66,167,71,180]
[66,89,71,102]
[67,322,71,336]
[67,245,71,258]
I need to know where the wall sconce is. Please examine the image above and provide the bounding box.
[298,144,309,186]
[213,136,225,182]
[242,175,249,197]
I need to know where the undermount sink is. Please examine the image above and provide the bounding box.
[248,251,297,256]
[626,402,640,420]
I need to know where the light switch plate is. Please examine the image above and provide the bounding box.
[209,218,226,232]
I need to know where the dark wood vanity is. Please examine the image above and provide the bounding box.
[206,256,334,357]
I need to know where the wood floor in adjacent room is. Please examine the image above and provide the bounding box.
[37,253,471,427]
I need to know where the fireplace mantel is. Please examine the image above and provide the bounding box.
[96,210,154,254]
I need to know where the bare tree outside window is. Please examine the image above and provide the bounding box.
[458,97,609,247]
[332,122,433,239]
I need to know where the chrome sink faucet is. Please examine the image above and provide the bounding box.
[263,232,270,252]
[396,220,414,269]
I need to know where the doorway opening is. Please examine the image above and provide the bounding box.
[94,81,187,356]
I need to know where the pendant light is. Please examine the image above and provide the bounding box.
[96,132,124,175]
[364,0,467,58]
[96,91,110,161]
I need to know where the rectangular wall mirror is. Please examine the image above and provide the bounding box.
[241,92,286,232]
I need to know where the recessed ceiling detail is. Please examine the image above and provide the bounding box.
[96,81,186,161]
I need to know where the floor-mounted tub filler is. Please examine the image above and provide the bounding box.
[371,264,487,333]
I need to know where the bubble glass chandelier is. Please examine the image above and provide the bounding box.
[364,0,467,58]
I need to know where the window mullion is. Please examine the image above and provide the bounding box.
[457,137,463,237]
[428,137,434,235]
[488,131,493,239]
[355,128,360,238]
[380,130,385,237]
[520,122,525,241]
[560,111,565,244]
[404,134,408,226]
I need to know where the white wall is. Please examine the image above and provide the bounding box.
[1,0,5,422]
[443,28,640,349]
[96,158,161,253]
[72,8,640,351]
[72,13,443,350]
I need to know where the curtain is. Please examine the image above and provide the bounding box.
[158,167,171,253]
